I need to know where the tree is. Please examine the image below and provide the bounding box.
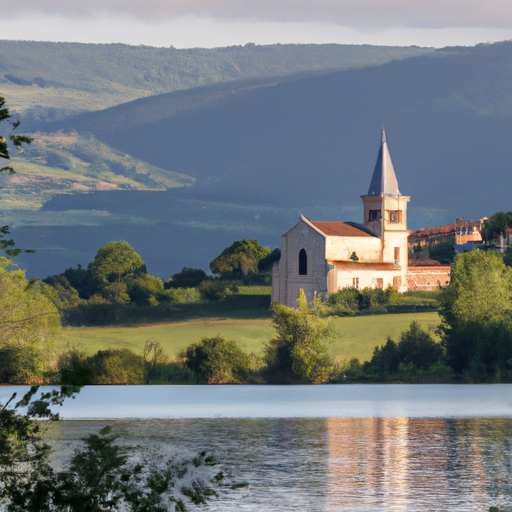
[210,239,271,281]
[0,258,60,384]
[482,211,512,241]
[439,250,512,378]
[0,95,33,257]
[396,321,443,371]
[126,273,164,305]
[165,268,208,289]
[89,241,146,288]
[181,335,252,384]
[264,289,334,383]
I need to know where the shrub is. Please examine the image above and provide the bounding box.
[126,273,165,305]
[181,335,252,384]
[165,267,208,289]
[58,347,95,385]
[199,280,238,301]
[164,287,201,303]
[89,349,145,384]
[101,282,130,305]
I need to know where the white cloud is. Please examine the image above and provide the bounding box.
[4,0,512,29]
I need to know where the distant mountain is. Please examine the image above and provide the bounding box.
[39,41,512,218]
[0,40,432,122]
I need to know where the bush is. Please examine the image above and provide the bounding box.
[199,280,238,301]
[181,335,253,384]
[165,267,208,289]
[126,273,165,305]
[264,290,334,383]
[362,321,445,381]
[58,347,95,385]
[164,287,201,303]
[0,344,42,384]
[322,288,359,315]
[89,349,145,384]
[101,282,130,305]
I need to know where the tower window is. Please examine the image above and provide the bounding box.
[369,210,381,221]
[389,210,402,223]
[299,249,307,275]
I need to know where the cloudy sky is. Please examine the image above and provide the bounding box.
[2,0,512,48]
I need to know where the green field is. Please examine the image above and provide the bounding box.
[56,312,440,363]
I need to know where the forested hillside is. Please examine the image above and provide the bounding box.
[38,41,512,216]
[0,40,432,123]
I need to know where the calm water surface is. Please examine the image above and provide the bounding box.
[4,385,512,511]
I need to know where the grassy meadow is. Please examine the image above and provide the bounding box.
[56,311,440,364]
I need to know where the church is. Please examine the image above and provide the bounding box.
[271,131,451,307]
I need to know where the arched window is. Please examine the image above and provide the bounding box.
[299,249,307,275]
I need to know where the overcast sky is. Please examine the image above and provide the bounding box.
[2,0,512,48]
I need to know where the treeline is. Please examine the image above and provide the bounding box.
[43,239,275,326]
[318,286,438,316]
[59,250,512,385]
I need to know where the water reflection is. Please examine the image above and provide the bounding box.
[49,417,512,511]
[326,418,512,511]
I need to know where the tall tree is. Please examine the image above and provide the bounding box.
[264,289,334,383]
[439,250,512,377]
[210,239,271,281]
[0,258,60,383]
[89,241,146,288]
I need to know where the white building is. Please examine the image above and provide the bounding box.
[272,131,449,307]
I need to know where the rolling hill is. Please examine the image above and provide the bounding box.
[0,40,432,123]
[39,41,512,216]
[8,41,512,280]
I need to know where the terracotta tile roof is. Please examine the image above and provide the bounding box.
[310,221,375,237]
[408,258,442,266]
[407,266,451,272]
[409,224,456,238]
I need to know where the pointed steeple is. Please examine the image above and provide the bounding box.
[367,129,401,196]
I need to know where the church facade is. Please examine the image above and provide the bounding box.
[271,131,450,307]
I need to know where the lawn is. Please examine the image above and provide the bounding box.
[56,312,440,363]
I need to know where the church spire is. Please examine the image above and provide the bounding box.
[367,129,401,196]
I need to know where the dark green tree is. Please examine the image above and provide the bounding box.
[439,250,512,378]
[482,211,512,241]
[264,289,334,383]
[210,239,271,281]
[396,321,443,371]
[165,267,208,289]
[89,241,146,288]
[181,335,252,384]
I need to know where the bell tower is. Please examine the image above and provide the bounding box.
[361,130,410,271]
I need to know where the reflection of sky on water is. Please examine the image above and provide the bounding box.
[2,384,511,419]
[47,417,512,511]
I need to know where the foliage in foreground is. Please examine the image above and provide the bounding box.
[0,258,61,384]
[0,387,226,511]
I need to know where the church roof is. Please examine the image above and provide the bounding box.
[310,221,375,237]
[367,129,402,196]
